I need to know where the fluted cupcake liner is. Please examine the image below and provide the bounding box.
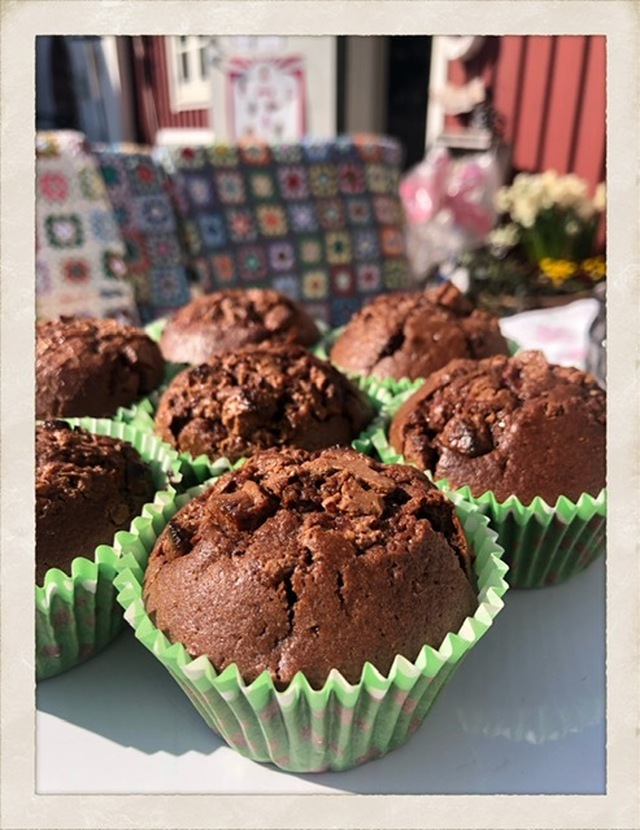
[364,398,606,590]
[111,489,508,773]
[35,418,184,681]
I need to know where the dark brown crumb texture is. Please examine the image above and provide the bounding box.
[36,420,156,584]
[143,446,478,690]
[159,288,321,364]
[329,282,509,381]
[389,350,606,505]
[36,316,165,418]
[154,344,375,462]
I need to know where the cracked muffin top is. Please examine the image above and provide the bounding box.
[154,344,375,463]
[143,445,477,689]
[329,282,509,381]
[36,316,165,419]
[389,350,606,505]
[159,288,321,364]
[36,420,156,584]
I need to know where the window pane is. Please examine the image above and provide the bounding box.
[180,51,189,82]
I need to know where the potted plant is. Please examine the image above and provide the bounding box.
[461,170,605,316]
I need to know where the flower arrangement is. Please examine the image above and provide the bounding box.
[461,170,606,315]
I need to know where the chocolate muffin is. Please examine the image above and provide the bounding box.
[159,288,321,364]
[389,350,606,505]
[330,282,509,381]
[143,445,478,690]
[36,316,165,418]
[154,344,374,462]
[36,420,156,585]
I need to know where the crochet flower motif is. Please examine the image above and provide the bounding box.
[303,270,328,299]
[89,210,118,243]
[317,199,345,230]
[277,166,309,200]
[309,164,338,198]
[353,229,379,261]
[207,144,239,167]
[250,172,275,199]
[44,215,84,249]
[198,214,227,248]
[238,245,267,281]
[338,163,366,195]
[62,258,91,284]
[269,241,295,272]
[357,263,382,292]
[216,171,246,204]
[228,209,256,242]
[346,198,371,225]
[39,172,69,203]
[288,203,317,232]
[256,205,287,237]
[211,254,235,283]
[326,231,352,264]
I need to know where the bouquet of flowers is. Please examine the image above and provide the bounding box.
[461,170,606,314]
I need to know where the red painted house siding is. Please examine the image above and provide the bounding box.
[132,36,210,143]
[133,34,606,195]
[446,35,606,190]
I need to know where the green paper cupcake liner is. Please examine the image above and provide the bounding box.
[112,489,508,773]
[35,418,184,681]
[367,399,606,590]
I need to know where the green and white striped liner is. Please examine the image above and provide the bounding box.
[365,388,606,590]
[35,418,184,681]
[112,485,508,773]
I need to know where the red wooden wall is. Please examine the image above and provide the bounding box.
[132,34,606,195]
[446,35,606,190]
[131,36,209,143]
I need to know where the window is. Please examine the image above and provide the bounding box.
[166,36,212,111]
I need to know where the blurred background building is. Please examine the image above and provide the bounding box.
[35,34,605,186]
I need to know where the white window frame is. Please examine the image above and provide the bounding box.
[166,36,212,112]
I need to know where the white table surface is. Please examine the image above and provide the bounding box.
[36,298,605,796]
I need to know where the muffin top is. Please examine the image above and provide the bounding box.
[143,446,477,689]
[159,288,321,364]
[329,282,509,381]
[389,350,606,505]
[36,316,165,419]
[36,420,156,584]
[154,344,375,463]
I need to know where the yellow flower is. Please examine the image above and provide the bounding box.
[581,256,606,281]
[539,257,578,286]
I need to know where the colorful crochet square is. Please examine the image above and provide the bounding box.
[35,131,138,323]
[94,144,191,323]
[159,134,411,326]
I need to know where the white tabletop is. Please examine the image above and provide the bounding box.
[36,557,605,795]
[36,298,605,796]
